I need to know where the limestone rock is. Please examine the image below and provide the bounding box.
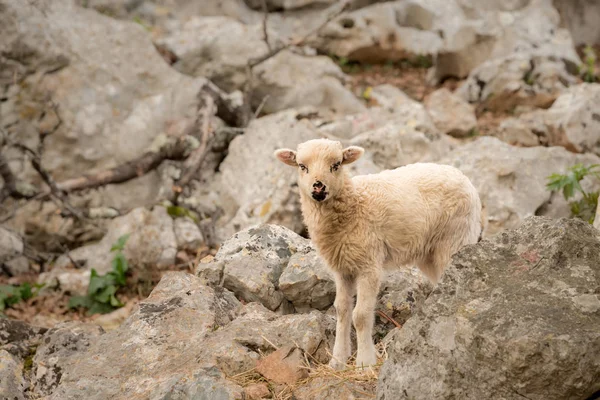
[43,272,244,399]
[439,137,600,237]
[0,350,27,400]
[279,247,335,311]
[174,217,204,251]
[424,88,477,138]
[197,224,309,311]
[456,54,578,112]
[377,217,600,400]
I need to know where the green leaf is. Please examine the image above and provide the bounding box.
[87,301,115,315]
[109,294,123,308]
[112,253,128,285]
[68,295,93,310]
[166,206,199,223]
[95,285,117,304]
[88,269,109,295]
[110,234,130,252]
[19,283,33,301]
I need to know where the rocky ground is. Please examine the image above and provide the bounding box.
[1,0,600,399]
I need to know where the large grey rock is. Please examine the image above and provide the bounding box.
[159,16,364,116]
[0,350,26,400]
[439,137,600,237]
[496,84,600,155]
[377,217,600,400]
[174,217,204,251]
[0,227,23,263]
[40,207,178,293]
[432,0,580,82]
[0,0,206,184]
[32,322,105,397]
[310,1,454,63]
[279,247,335,311]
[0,319,47,346]
[350,123,455,171]
[553,0,600,46]
[456,54,578,112]
[424,88,477,138]
[44,272,244,400]
[197,224,309,311]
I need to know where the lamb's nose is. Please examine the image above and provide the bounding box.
[313,181,324,189]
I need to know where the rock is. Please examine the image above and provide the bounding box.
[210,110,323,238]
[375,268,433,338]
[40,207,177,293]
[553,0,600,46]
[595,203,600,230]
[159,16,364,116]
[496,115,546,147]
[310,1,450,63]
[174,217,204,251]
[42,272,245,399]
[279,247,335,311]
[0,227,23,263]
[245,383,271,399]
[197,224,309,311]
[198,302,334,375]
[432,0,581,82]
[456,54,578,112]
[32,322,105,397]
[294,377,376,399]
[424,88,477,138]
[0,350,26,400]
[492,83,600,154]
[1,0,207,188]
[0,319,47,346]
[256,345,308,384]
[252,50,365,116]
[439,137,600,237]
[157,16,272,92]
[350,123,455,171]
[377,217,600,400]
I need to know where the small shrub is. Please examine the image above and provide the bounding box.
[546,164,600,224]
[581,45,597,83]
[0,282,43,313]
[69,234,130,315]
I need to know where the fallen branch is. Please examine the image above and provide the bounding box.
[55,135,197,193]
[174,93,216,191]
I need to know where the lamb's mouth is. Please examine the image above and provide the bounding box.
[311,191,328,202]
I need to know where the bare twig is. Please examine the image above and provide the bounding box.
[260,0,272,52]
[174,93,216,191]
[247,0,350,69]
[376,310,402,329]
[254,95,270,118]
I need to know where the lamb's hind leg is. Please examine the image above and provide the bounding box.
[329,273,355,370]
[353,271,380,368]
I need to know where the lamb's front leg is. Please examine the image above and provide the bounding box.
[354,271,381,368]
[329,273,355,370]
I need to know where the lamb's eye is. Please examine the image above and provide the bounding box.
[330,161,341,172]
[299,164,308,173]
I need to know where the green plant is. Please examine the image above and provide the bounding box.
[69,234,130,315]
[546,164,600,224]
[166,205,199,223]
[0,282,43,313]
[581,45,597,83]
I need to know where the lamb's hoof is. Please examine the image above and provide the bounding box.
[328,357,347,371]
[355,353,377,370]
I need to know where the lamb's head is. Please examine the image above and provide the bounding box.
[274,139,364,203]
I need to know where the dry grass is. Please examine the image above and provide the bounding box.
[229,340,390,400]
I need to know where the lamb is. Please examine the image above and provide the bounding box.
[274,138,483,370]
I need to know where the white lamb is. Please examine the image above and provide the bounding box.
[274,138,482,369]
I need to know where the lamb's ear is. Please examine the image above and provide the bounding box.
[342,146,364,165]
[274,148,298,166]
